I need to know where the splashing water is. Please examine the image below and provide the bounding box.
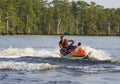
[83,46,111,60]
[0,47,60,58]
[0,46,111,60]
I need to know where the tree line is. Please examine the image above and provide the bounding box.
[0,0,120,36]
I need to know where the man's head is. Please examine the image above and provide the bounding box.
[60,35,64,40]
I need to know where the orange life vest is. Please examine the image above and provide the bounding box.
[60,39,69,48]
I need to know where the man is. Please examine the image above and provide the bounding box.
[59,35,76,56]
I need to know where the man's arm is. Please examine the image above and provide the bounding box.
[59,43,63,48]
[68,40,75,44]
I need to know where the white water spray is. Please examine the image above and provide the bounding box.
[0,46,111,60]
[83,46,111,60]
[0,47,60,58]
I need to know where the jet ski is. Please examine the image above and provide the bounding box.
[60,47,89,59]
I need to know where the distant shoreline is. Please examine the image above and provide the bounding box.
[0,34,119,36]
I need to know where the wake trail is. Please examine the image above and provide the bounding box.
[0,47,60,58]
[0,46,112,60]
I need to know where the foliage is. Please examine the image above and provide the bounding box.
[0,0,119,36]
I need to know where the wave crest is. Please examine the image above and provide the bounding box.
[0,61,59,71]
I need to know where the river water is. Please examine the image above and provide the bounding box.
[0,36,120,84]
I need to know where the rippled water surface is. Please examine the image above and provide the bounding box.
[0,36,120,84]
